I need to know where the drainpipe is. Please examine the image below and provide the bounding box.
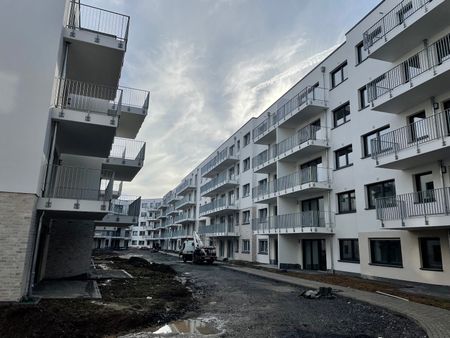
[27,211,45,298]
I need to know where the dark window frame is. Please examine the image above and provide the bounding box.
[330,61,348,89]
[258,239,268,254]
[359,86,369,110]
[356,41,368,65]
[419,237,443,271]
[362,125,390,158]
[370,239,403,267]
[366,179,396,209]
[339,239,360,263]
[335,145,353,169]
[337,190,356,214]
[333,101,351,128]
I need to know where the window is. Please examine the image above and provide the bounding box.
[258,240,268,254]
[415,171,435,203]
[333,102,350,127]
[359,86,368,109]
[335,145,353,169]
[243,132,251,147]
[356,41,368,64]
[140,221,146,226]
[243,157,250,172]
[242,210,250,224]
[141,212,147,217]
[331,61,348,88]
[132,231,138,236]
[132,240,137,245]
[370,239,403,267]
[237,140,241,151]
[408,111,428,142]
[337,190,356,214]
[362,125,390,157]
[419,238,443,270]
[139,231,145,236]
[234,239,239,253]
[243,184,250,197]
[366,180,396,209]
[339,239,360,262]
[242,239,250,253]
[258,208,268,221]
[138,241,144,245]
[229,145,235,156]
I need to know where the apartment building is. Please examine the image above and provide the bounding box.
[0,1,148,301]
[130,198,161,247]
[155,0,450,286]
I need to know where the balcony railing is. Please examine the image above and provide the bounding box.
[200,173,238,195]
[252,211,331,232]
[44,165,113,202]
[371,111,450,161]
[174,212,195,223]
[53,77,122,116]
[376,188,450,222]
[367,32,450,103]
[252,167,330,199]
[252,146,277,168]
[109,195,141,217]
[198,223,236,236]
[175,195,196,209]
[363,0,432,50]
[67,1,130,45]
[201,148,238,176]
[120,87,150,113]
[176,179,196,195]
[199,198,238,215]
[108,137,146,163]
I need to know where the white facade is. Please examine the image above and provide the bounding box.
[130,198,162,248]
[154,0,450,286]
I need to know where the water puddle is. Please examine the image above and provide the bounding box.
[153,318,224,336]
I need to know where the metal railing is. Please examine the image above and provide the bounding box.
[175,195,196,209]
[371,111,450,161]
[367,32,450,103]
[108,137,146,163]
[176,179,196,194]
[109,195,141,217]
[252,167,330,200]
[120,87,150,113]
[363,0,431,50]
[174,212,195,223]
[252,211,332,233]
[44,165,113,201]
[201,148,238,176]
[252,86,326,141]
[199,197,238,215]
[198,223,237,236]
[200,173,238,195]
[67,1,130,44]
[53,77,122,116]
[376,187,450,222]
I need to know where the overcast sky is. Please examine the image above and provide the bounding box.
[93,0,380,198]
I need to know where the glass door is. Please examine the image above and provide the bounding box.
[303,239,326,270]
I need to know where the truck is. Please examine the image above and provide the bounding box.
[179,232,216,264]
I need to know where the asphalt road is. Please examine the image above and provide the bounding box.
[140,251,427,338]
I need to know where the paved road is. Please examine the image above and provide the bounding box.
[138,252,427,338]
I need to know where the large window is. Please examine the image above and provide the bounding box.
[242,239,250,253]
[337,190,356,214]
[359,86,369,109]
[339,239,360,262]
[258,240,268,254]
[414,171,435,203]
[370,239,403,267]
[331,61,348,88]
[366,180,396,209]
[362,125,390,157]
[356,41,368,64]
[419,238,443,270]
[335,145,353,169]
[333,102,350,127]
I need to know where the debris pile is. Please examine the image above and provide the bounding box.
[301,287,336,299]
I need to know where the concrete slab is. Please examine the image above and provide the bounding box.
[89,267,133,280]
[33,280,101,299]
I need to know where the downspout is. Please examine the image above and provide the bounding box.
[27,211,45,298]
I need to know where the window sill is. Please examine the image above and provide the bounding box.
[364,207,376,211]
[334,163,354,171]
[258,252,268,255]
[338,260,360,264]
[331,119,351,130]
[420,267,443,272]
[329,77,348,92]
[241,251,250,254]
[358,105,370,112]
[336,211,357,215]
[369,263,403,268]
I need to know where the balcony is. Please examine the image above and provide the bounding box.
[175,196,197,210]
[96,196,141,227]
[199,198,239,217]
[198,223,239,237]
[174,212,196,224]
[37,165,113,219]
[367,32,450,113]
[253,167,331,204]
[200,173,239,197]
[64,1,129,88]
[371,111,450,169]
[201,148,239,178]
[376,188,450,229]
[176,179,197,196]
[252,211,334,235]
[253,125,328,174]
[117,87,150,139]
[51,78,121,157]
[363,0,450,62]
[94,229,131,240]
[252,86,327,144]
[103,138,145,181]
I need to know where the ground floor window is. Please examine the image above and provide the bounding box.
[339,239,360,263]
[370,239,402,267]
[420,238,443,270]
[242,240,250,253]
[138,241,144,245]
[132,240,137,245]
[258,239,268,254]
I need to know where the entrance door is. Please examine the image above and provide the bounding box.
[227,240,233,259]
[303,239,326,271]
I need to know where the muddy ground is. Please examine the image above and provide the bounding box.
[0,256,194,338]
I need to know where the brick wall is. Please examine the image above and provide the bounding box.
[44,219,95,279]
[0,192,38,302]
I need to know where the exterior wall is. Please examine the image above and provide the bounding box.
[44,220,95,279]
[130,198,161,248]
[0,192,38,301]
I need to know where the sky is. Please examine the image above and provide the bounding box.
[93,0,381,198]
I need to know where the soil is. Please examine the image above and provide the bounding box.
[0,256,194,338]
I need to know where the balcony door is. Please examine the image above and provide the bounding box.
[415,171,435,203]
[301,197,324,227]
[408,111,428,143]
[303,239,326,271]
[300,158,322,184]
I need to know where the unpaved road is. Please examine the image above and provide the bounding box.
[137,251,427,338]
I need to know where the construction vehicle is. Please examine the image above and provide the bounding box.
[179,232,216,264]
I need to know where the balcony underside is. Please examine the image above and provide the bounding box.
[203,158,239,178]
[278,101,327,129]
[381,214,450,230]
[375,137,450,170]
[177,185,196,196]
[95,214,138,228]
[278,183,332,199]
[254,128,276,145]
[254,161,276,174]
[253,227,334,235]
[177,218,196,224]
[277,140,329,163]
[200,207,239,217]
[368,0,450,62]
[203,232,239,237]
[102,158,143,181]
[52,108,116,158]
[175,202,196,210]
[202,182,239,197]
[64,29,125,89]
[254,194,277,205]
[371,61,450,114]
[36,197,108,220]
[116,106,147,139]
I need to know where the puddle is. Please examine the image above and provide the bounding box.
[153,319,224,336]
